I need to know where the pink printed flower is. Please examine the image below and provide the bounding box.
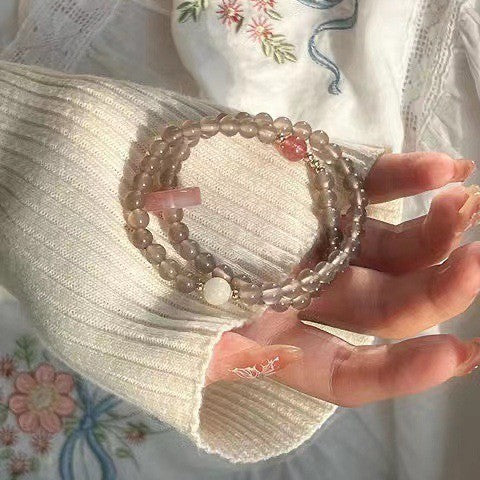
[216,0,244,26]
[8,363,75,434]
[247,16,273,42]
[0,426,18,446]
[251,0,275,12]
[31,431,52,454]
[124,423,149,444]
[0,355,16,378]
[9,453,30,476]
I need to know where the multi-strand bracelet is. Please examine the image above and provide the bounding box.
[120,112,367,311]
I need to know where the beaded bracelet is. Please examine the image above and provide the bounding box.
[120,112,367,311]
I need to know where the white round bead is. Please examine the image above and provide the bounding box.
[203,277,232,306]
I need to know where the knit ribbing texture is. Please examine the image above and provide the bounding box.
[0,61,402,463]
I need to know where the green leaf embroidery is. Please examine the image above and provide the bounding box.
[115,446,134,459]
[0,404,8,426]
[177,0,206,23]
[0,447,13,460]
[13,335,37,369]
[261,36,297,64]
[266,9,282,21]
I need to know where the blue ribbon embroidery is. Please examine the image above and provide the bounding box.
[302,0,359,94]
[59,380,121,480]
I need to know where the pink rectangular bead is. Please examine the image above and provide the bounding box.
[145,187,201,213]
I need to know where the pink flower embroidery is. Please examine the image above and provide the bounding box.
[250,0,275,12]
[9,453,30,476]
[216,0,244,26]
[8,363,75,434]
[0,355,16,378]
[0,426,18,446]
[31,431,52,454]
[247,16,273,42]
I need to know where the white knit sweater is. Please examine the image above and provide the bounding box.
[0,60,401,462]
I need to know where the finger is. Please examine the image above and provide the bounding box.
[351,185,480,274]
[205,331,303,385]
[366,152,475,203]
[326,335,480,407]
[298,242,480,339]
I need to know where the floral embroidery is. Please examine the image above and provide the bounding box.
[216,0,244,27]
[0,427,17,446]
[0,356,16,379]
[177,0,297,64]
[9,363,75,434]
[250,0,282,19]
[0,335,170,480]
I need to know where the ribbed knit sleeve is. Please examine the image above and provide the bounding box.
[0,61,402,463]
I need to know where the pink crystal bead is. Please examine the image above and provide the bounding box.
[145,187,201,214]
[275,135,308,162]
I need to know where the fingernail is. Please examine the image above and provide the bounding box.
[455,338,480,376]
[459,185,480,231]
[453,159,476,182]
[228,345,303,380]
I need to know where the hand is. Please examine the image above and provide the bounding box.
[207,152,480,406]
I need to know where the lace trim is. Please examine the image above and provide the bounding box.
[401,0,468,150]
[0,0,121,71]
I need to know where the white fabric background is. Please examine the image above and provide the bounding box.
[1,0,480,478]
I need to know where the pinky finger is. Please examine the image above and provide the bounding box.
[329,335,480,407]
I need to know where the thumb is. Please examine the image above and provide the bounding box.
[205,332,303,385]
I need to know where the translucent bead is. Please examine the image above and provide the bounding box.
[150,140,168,157]
[168,222,189,244]
[298,268,320,293]
[239,119,258,138]
[254,112,273,124]
[310,130,330,149]
[158,259,180,280]
[324,143,342,159]
[292,293,312,310]
[123,190,145,210]
[195,252,216,273]
[131,228,153,249]
[163,126,182,143]
[270,297,291,312]
[177,239,199,260]
[145,244,166,264]
[235,112,251,121]
[203,277,232,306]
[175,274,197,293]
[181,120,201,143]
[257,125,277,144]
[293,121,312,140]
[273,116,293,135]
[141,155,159,174]
[275,135,307,162]
[133,172,152,191]
[281,280,303,299]
[200,117,219,137]
[212,264,234,282]
[163,208,183,223]
[219,115,239,137]
[170,138,190,162]
[231,275,252,289]
[262,285,283,305]
[127,209,149,229]
[239,284,262,305]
